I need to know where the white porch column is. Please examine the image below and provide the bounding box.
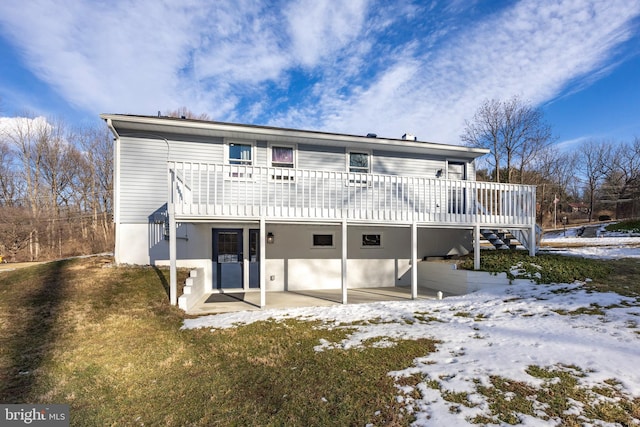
[529,188,537,256]
[168,166,178,306]
[260,218,266,308]
[529,225,537,256]
[474,224,481,270]
[169,211,177,306]
[341,219,348,304]
[411,222,417,300]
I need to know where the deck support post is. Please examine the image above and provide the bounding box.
[529,224,536,256]
[168,166,178,306]
[411,222,418,299]
[341,219,348,304]
[260,218,266,308]
[474,224,481,271]
[169,211,177,306]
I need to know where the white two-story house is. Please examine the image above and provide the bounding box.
[102,114,536,311]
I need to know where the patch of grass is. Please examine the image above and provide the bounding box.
[0,256,437,426]
[413,313,442,323]
[552,303,606,316]
[459,251,640,298]
[454,311,472,318]
[587,258,640,298]
[459,251,612,284]
[472,376,537,425]
[605,220,640,234]
[471,365,640,426]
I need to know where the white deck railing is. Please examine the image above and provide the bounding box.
[169,162,536,227]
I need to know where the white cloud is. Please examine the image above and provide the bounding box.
[0,0,638,144]
[295,0,640,143]
[284,0,369,67]
[0,116,51,135]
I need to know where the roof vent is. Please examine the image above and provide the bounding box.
[366,133,377,138]
[402,133,417,141]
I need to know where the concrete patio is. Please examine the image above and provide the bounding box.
[185,286,446,315]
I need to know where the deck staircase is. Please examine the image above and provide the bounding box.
[480,229,521,250]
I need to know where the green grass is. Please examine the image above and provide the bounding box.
[459,251,613,285]
[0,256,435,426]
[460,251,640,299]
[468,365,640,426]
[606,219,640,234]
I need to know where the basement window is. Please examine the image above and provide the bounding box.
[312,234,334,248]
[361,233,382,248]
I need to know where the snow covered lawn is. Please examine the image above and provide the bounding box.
[185,279,640,425]
[541,224,640,259]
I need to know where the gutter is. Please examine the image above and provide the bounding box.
[100,113,490,159]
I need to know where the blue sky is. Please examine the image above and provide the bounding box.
[0,0,639,148]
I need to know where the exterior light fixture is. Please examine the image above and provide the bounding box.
[436,169,443,178]
[267,232,275,244]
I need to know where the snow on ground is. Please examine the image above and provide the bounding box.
[184,235,640,425]
[541,224,640,259]
[184,279,640,425]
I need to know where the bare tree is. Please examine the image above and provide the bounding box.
[39,119,85,256]
[602,138,640,219]
[530,147,579,225]
[71,124,114,248]
[163,107,212,121]
[1,115,52,260]
[462,96,553,183]
[576,141,610,222]
[462,99,502,182]
[0,140,18,206]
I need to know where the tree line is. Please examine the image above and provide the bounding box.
[463,96,640,227]
[0,116,113,262]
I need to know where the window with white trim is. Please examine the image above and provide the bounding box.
[228,143,253,166]
[270,145,296,181]
[347,151,371,185]
[348,152,370,173]
[271,146,295,168]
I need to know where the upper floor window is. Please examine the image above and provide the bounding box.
[349,152,370,173]
[271,146,295,168]
[229,143,253,166]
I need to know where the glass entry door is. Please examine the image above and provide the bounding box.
[213,229,243,289]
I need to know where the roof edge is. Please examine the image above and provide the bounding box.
[100,113,490,157]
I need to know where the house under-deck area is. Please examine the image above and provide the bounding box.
[165,163,537,313]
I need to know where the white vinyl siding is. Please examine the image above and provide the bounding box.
[119,136,224,223]
[372,150,445,178]
[118,136,477,224]
[297,144,344,171]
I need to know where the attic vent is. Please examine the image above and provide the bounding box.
[402,133,417,141]
[366,133,377,138]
